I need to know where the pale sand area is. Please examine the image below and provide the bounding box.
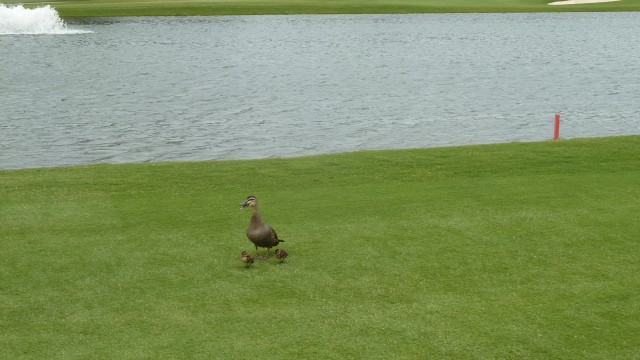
[549,0,620,5]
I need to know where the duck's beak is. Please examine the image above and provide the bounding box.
[240,201,249,209]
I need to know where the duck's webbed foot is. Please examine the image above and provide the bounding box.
[255,247,267,260]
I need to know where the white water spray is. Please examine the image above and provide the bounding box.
[0,3,90,35]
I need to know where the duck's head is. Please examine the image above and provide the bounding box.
[240,195,257,209]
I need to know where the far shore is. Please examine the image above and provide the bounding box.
[3,0,638,17]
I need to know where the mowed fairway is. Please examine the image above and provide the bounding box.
[6,0,640,17]
[1,136,639,358]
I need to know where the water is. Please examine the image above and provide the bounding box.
[1,9,639,169]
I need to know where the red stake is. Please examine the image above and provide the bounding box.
[553,114,560,140]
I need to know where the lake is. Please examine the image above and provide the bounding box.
[1,11,639,169]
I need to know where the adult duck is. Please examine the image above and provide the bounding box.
[240,195,284,259]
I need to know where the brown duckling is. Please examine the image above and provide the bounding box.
[275,249,288,263]
[240,250,254,267]
[240,195,284,259]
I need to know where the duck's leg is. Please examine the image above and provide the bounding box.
[265,247,271,259]
[255,245,266,260]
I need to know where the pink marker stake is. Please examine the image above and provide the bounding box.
[554,114,560,140]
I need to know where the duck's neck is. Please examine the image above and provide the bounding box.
[250,208,264,226]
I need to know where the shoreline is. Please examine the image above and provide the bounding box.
[2,135,638,171]
[549,0,620,5]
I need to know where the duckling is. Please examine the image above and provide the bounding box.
[240,195,284,259]
[275,249,288,263]
[240,250,254,267]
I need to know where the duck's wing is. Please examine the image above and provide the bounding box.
[268,225,279,239]
[267,225,285,245]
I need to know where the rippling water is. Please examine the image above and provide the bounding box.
[1,13,639,169]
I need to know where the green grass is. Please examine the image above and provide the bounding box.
[6,0,640,17]
[1,136,639,358]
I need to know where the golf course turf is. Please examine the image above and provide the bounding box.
[1,136,639,358]
[2,1,638,356]
[5,0,640,17]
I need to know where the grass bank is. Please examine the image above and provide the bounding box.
[6,0,640,17]
[1,136,639,358]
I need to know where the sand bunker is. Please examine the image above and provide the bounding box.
[549,0,620,5]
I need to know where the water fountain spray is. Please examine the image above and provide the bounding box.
[0,3,90,35]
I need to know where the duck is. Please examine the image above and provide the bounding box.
[240,195,284,259]
[275,249,288,263]
[240,250,254,267]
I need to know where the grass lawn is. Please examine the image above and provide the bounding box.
[1,136,639,358]
[5,0,640,17]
